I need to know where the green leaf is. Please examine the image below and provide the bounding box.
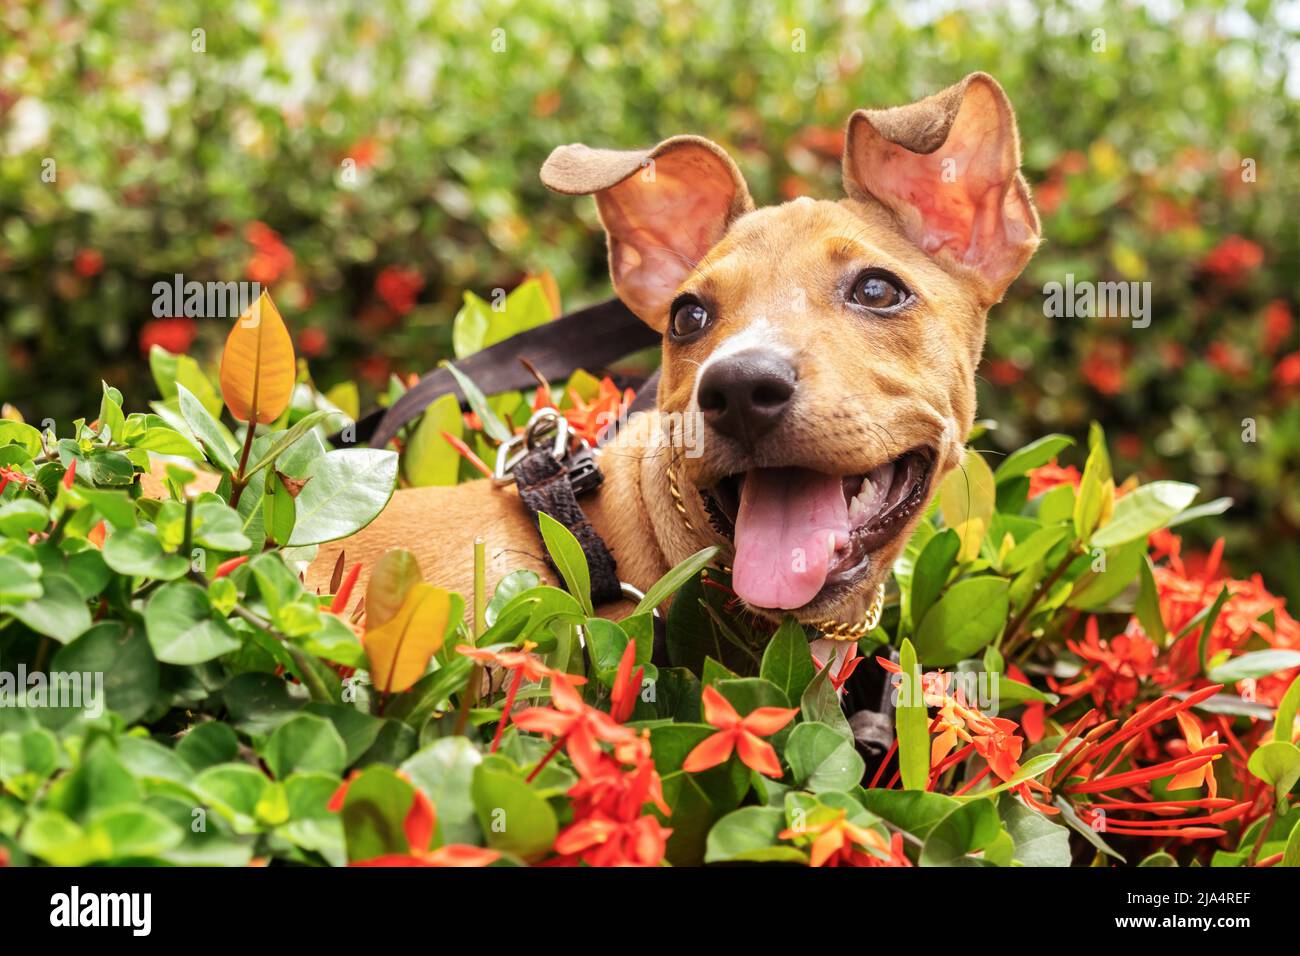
[243,410,330,479]
[538,511,592,615]
[859,789,959,838]
[998,793,1071,866]
[0,553,43,603]
[0,499,50,537]
[401,737,484,846]
[1004,523,1070,574]
[1090,481,1199,549]
[263,713,348,779]
[938,449,995,561]
[403,392,463,487]
[1209,650,1300,685]
[785,722,865,792]
[994,434,1075,482]
[287,448,398,546]
[896,638,930,791]
[51,621,160,724]
[705,806,806,864]
[634,546,719,616]
[1072,422,1112,541]
[1247,741,1300,804]
[8,573,91,642]
[103,526,189,580]
[913,576,1010,667]
[177,722,239,770]
[760,617,816,704]
[921,798,1001,866]
[177,383,237,473]
[911,528,959,629]
[1054,795,1126,862]
[800,661,851,739]
[471,764,557,861]
[442,361,512,442]
[0,420,43,457]
[192,499,253,551]
[1135,554,1167,644]
[144,580,241,664]
[1275,673,1300,745]
[1283,817,1300,868]
[337,765,417,860]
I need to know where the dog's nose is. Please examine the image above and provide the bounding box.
[697,350,797,444]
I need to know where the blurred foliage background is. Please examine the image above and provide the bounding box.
[2,0,1298,598]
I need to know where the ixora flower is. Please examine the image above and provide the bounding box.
[682,685,798,778]
[779,810,910,868]
[329,773,499,868]
[512,667,642,779]
[456,642,587,753]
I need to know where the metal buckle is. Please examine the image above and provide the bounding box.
[493,409,570,486]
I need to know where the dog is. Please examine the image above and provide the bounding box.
[305,72,1041,639]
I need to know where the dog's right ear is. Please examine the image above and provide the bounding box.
[541,136,752,330]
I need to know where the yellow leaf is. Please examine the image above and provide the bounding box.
[220,291,296,424]
[365,549,425,631]
[527,270,562,319]
[365,583,454,694]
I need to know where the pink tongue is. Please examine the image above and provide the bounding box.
[732,467,850,610]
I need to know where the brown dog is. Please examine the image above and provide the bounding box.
[306,72,1040,633]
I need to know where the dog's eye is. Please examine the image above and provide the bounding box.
[850,272,910,312]
[669,297,712,338]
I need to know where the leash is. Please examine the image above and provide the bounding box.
[352,297,658,449]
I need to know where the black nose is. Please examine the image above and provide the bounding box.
[697,350,797,444]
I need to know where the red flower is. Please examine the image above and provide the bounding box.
[1275,352,1300,390]
[513,672,641,778]
[245,221,294,285]
[139,317,197,356]
[375,266,424,316]
[1081,341,1127,396]
[984,358,1024,387]
[74,249,103,278]
[1262,300,1293,355]
[682,685,797,778]
[1058,616,1160,710]
[1206,340,1249,378]
[0,465,31,496]
[608,640,644,723]
[1198,235,1263,284]
[298,327,328,358]
[1026,459,1081,498]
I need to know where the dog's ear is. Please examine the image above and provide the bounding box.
[541,135,753,329]
[843,72,1040,303]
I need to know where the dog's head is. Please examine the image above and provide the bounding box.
[542,73,1040,625]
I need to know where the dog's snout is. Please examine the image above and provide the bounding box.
[697,350,797,444]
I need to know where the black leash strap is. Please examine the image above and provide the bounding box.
[512,444,622,607]
[357,297,658,449]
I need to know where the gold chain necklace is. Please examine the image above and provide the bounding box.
[666,460,885,642]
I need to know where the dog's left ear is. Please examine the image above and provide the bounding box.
[843,72,1041,304]
[541,135,753,330]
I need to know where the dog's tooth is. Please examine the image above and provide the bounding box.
[848,496,865,521]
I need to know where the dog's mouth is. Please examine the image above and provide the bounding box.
[700,448,934,611]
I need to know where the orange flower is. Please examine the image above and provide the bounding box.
[1166,712,1220,797]
[1058,616,1160,709]
[1198,235,1263,284]
[779,809,907,868]
[1026,459,1081,498]
[608,640,644,723]
[513,672,641,778]
[682,685,797,778]
[553,811,672,867]
[457,642,585,754]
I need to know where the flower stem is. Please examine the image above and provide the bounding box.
[229,420,258,508]
[453,538,487,737]
[491,668,525,754]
